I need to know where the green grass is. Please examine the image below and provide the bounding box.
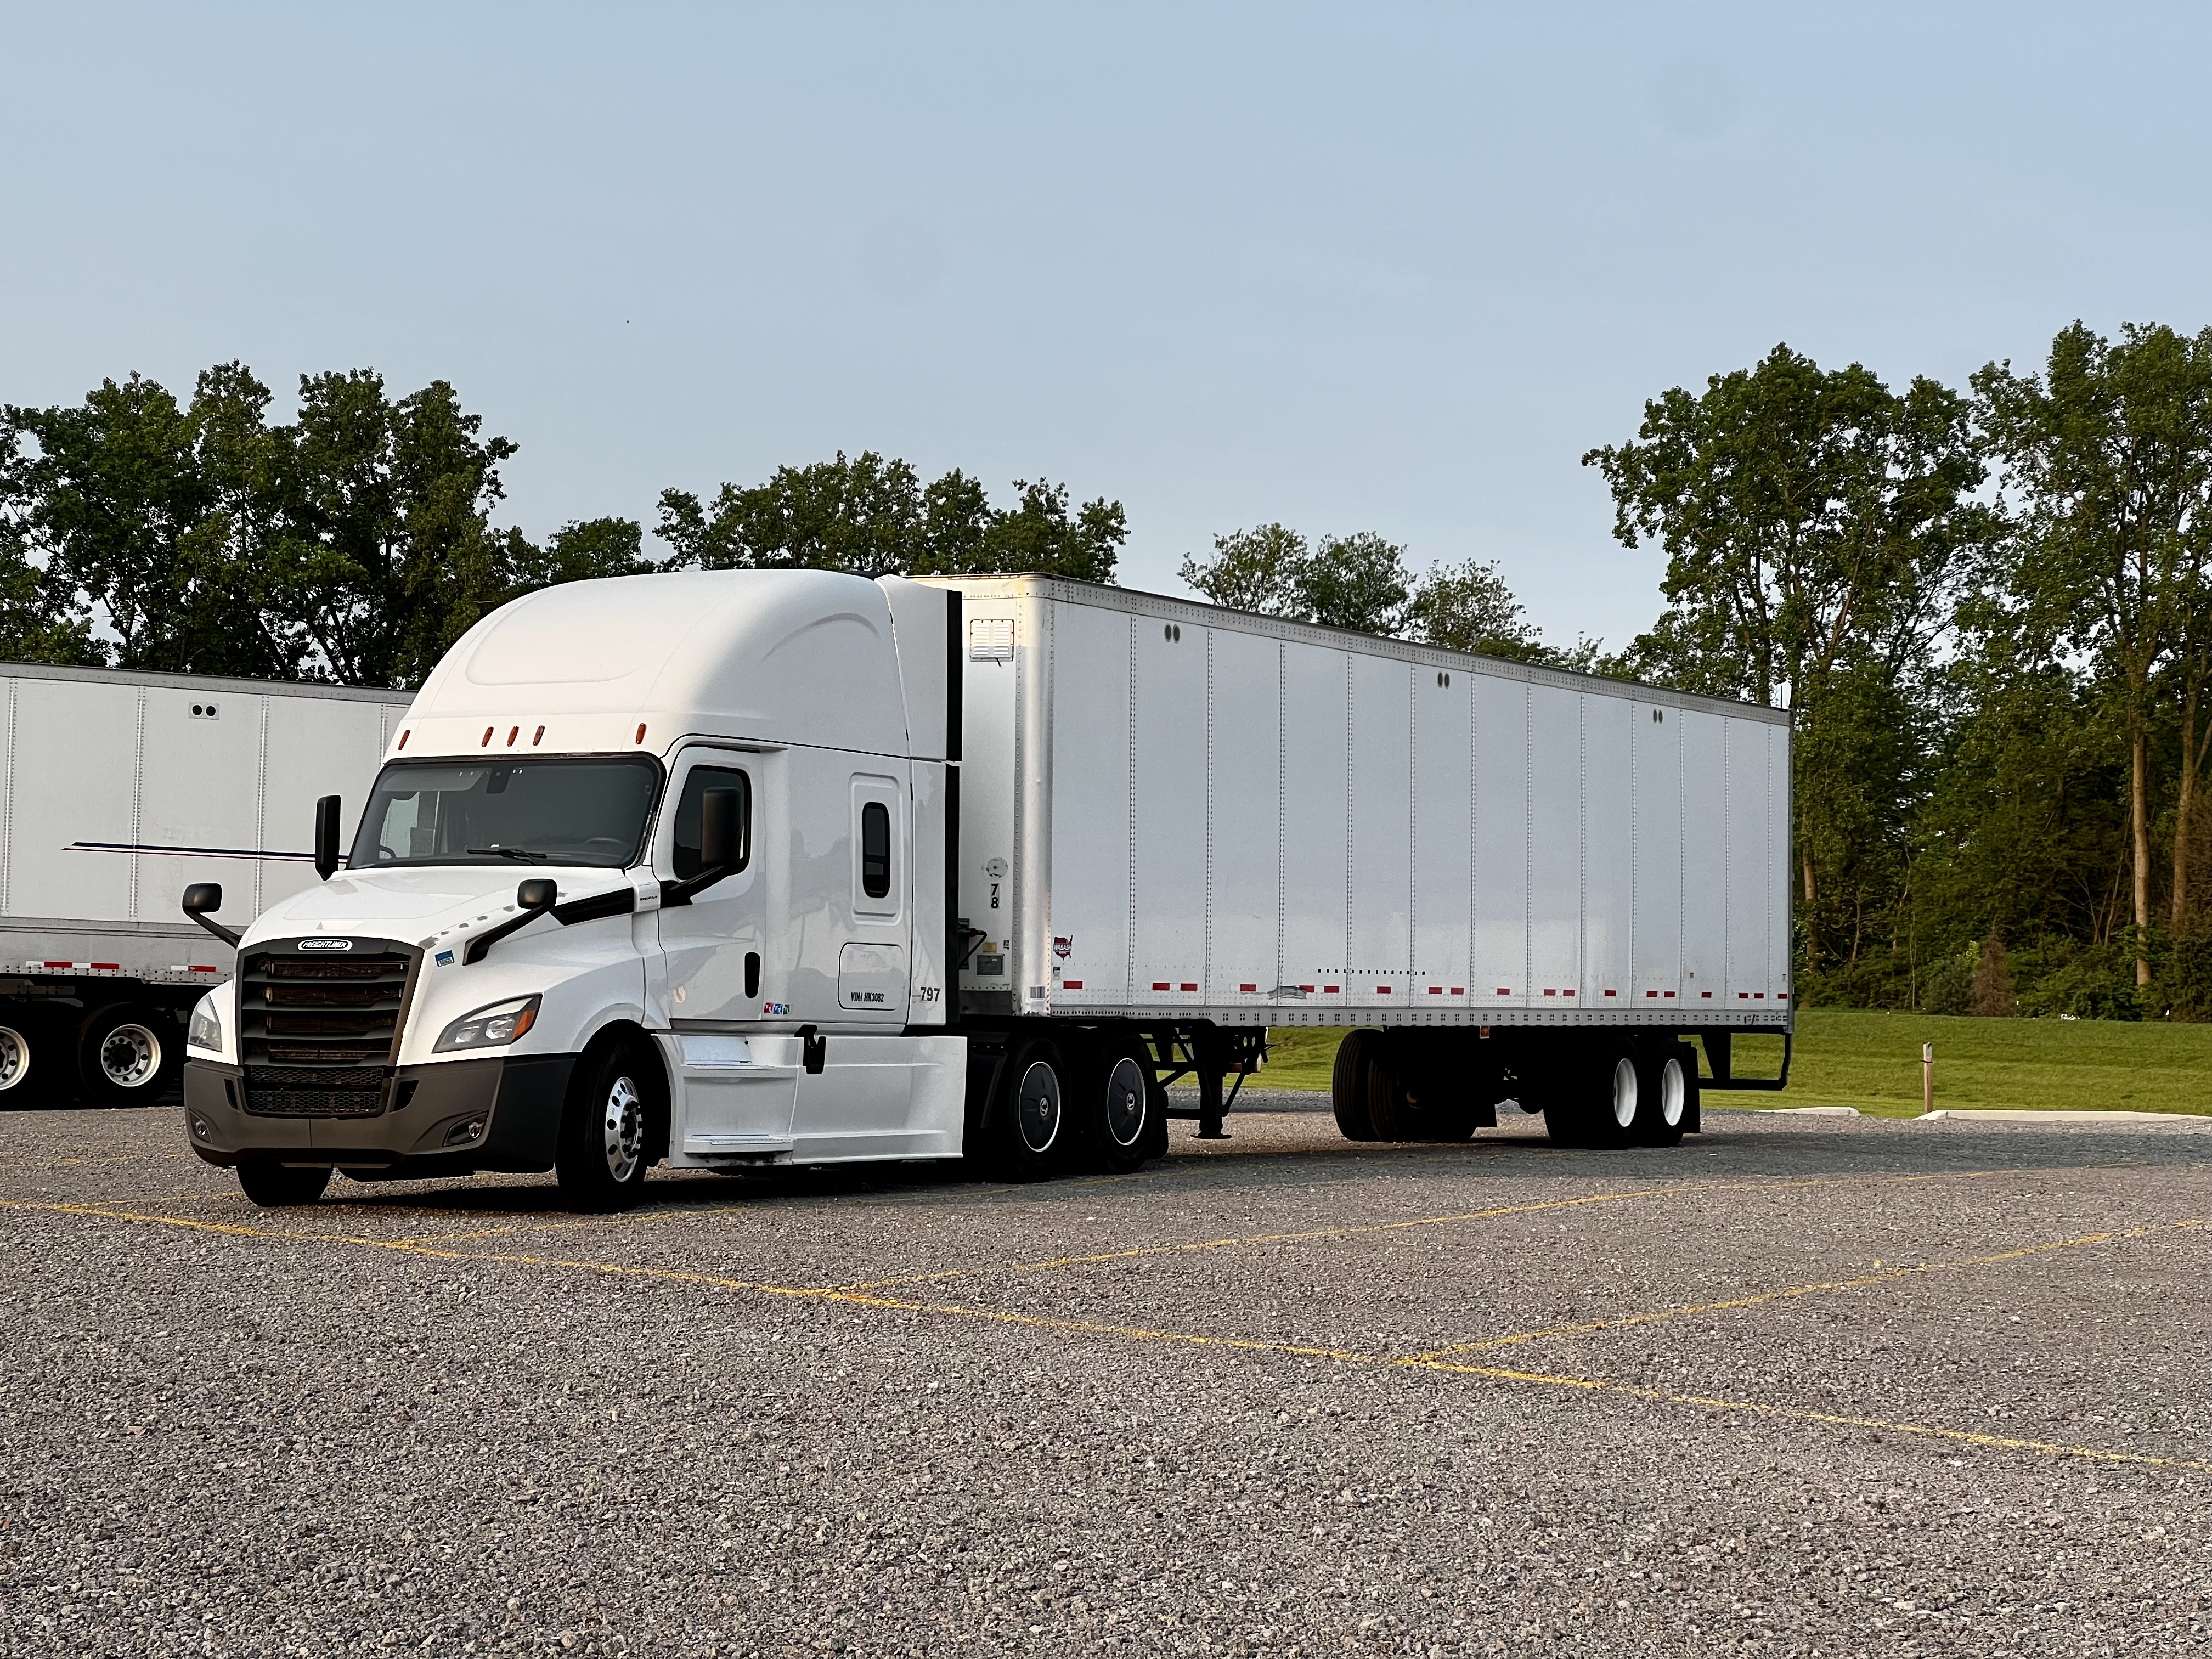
[1243,1012,2212,1117]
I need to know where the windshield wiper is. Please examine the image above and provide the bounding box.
[466,845,552,864]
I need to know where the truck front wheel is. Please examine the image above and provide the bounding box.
[556,1043,660,1211]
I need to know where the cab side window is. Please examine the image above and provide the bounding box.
[671,765,751,879]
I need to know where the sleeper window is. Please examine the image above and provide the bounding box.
[861,802,891,899]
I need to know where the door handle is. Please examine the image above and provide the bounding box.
[745,951,761,999]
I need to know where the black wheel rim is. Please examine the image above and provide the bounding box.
[1017,1060,1061,1153]
[1104,1057,1147,1148]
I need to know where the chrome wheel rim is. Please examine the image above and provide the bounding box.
[100,1023,160,1089]
[1610,1057,1638,1129]
[0,1026,28,1091]
[1659,1057,1686,1127]
[1104,1056,1147,1148]
[1017,1060,1062,1154]
[601,1074,644,1182]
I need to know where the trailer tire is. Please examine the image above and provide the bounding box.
[236,1161,332,1207]
[556,1041,661,1212]
[0,1008,53,1108]
[986,1038,1071,1181]
[1085,1047,1157,1175]
[1672,1040,1702,1136]
[1546,1047,1637,1150]
[1331,1030,1380,1141]
[78,1003,176,1108]
[1633,1046,1689,1147]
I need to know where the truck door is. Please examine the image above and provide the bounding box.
[790,772,916,1149]
[656,749,795,1152]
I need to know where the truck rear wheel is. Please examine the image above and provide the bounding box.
[556,1042,660,1211]
[79,1003,176,1108]
[986,1038,1070,1181]
[236,1161,332,1207]
[1330,1030,1380,1141]
[1086,1048,1156,1175]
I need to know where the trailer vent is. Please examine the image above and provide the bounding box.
[969,618,1014,661]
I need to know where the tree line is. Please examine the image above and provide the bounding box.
[5,322,2210,1018]
[1586,324,2212,1022]
[0,364,1128,689]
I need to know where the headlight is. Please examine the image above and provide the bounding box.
[187,991,223,1054]
[433,995,542,1053]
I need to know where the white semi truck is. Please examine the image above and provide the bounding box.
[177,570,1793,1209]
[0,663,409,1107]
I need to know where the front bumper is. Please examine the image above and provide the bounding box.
[182,1053,578,1173]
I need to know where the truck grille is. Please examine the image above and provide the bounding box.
[239,945,418,1071]
[243,1065,390,1118]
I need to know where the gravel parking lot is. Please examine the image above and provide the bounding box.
[4,1097,2211,1658]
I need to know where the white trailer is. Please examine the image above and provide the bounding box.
[943,575,1793,1138]
[175,569,1792,1210]
[0,663,410,1105]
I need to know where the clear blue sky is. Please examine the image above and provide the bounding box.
[4,3,2208,652]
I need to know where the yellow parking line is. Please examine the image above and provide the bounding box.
[818,1167,2023,1293]
[823,1183,1717,1291]
[1403,1359,2212,1476]
[1408,1217,2208,1362]
[3,1189,2203,1477]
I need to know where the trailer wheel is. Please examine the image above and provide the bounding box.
[236,1161,332,1207]
[1085,1048,1157,1175]
[1358,1039,1479,1143]
[78,1003,177,1108]
[1671,1040,1702,1137]
[0,1008,52,1108]
[1545,1048,1637,1150]
[1634,1046,1689,1147]
[1330,1030,1380,1141]
[556,1041,661,1211]
[986,1039,1071,1181]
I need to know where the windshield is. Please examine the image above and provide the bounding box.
[348,757,662,870]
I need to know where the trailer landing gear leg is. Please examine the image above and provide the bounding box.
[1196,1060,1227,1139]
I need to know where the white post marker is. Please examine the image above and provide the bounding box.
[1922,1042,1935,1116]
